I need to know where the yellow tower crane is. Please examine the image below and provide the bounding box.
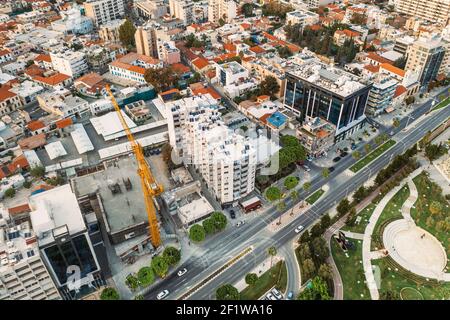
[105,85,163,248]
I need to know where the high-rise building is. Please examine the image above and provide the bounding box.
[135,25,158,58]
[405,37,445,87]
[135,0,167,20]
[29,184,103,300]
[83,0,125,26]
[0,215,61,300]
[208,0,237,24]
[159,94,259,205]
[98,19,126,43]
[366,75,397,116]
[169,0,195,25]
[50,49,89,78]
[395,0,450,25]
[283,51,372,142]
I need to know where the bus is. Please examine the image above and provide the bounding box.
[239,196,262,213]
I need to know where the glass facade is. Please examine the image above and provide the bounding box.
[44,233,98,286]
[283,73,371,137]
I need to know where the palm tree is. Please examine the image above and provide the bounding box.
[267,246,277,269]
[322,168,329,179]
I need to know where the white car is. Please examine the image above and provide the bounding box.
[266,293,277,300]
[157,290,169,300]
[271,288,283,300]
[177,268,187,277]
[236,221,245,227]
[303,165,311,172]
[294,225,304,233]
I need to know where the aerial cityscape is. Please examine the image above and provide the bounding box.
[0,0,450,303]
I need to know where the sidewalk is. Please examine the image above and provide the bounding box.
[234,256,282,292]
[267,202,310,232]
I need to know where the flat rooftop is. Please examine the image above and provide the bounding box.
[71,156,149,234]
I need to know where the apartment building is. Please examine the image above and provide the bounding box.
[366,75,397,116]
[109,52,163,84]
[158,41,181,64]
[37,89,90,118]
[208,0,237,24]
[50,50,89,78]
[405,37,445,87]
[0,218,61,300]
[135,25,158,58]
[160,94,258,205]
[98,19,126,43]
[169,0,195,25]
[29,185,103,300]
[135,0,167,19]
[297,116,336,157]
[83,0,125,26]
[286,9,319,30]
[396,0,450,25]
[0,87,23,117]
[283,51,372,141]
[300,0,335,9]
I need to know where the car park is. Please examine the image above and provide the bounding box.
[294,225,304,233]
[266,293,277,300]
[177,268,187,277]
[157,290,169,300]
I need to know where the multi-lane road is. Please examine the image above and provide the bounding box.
[144,86,450,300]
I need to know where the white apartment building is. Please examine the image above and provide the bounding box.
[169,0,195,25]
[300,0,335,9]
[50,50,89,78]
[51,5,94,35]
[109,52,163,84]
[135,0,167,19]
[83,0,125,26]
[286,9,320,30]
[159,94,258,204]
[0,217,61,300]
[208,0,237,24]
[37,89,90,118]
[215,61,249,87]
[396,0,450,25]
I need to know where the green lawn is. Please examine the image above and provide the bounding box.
[350,140,397,173]
[330,239,370,300]
[306,188,325,205]
[372,257,450,300]
[341,203,377,234]
[240,261,287,300]
[411,172,450,265]
[371,185,410,251]
[432,96,450,111]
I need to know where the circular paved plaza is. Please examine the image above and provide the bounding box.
[383,220,447,275]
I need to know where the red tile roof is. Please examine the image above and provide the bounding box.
[394,85,407,98]
[33,73,71,86]
[8,203,31,216]
[364,64,380,73]
[192,57,210,70]
[27,120,45,131]
[250,46,266,54]
[191,87,221,100]
[366,52,392,65]
[0,86,16,102]
[34,54,51,63]
[380,63,406,77]
[171,63,191,74]
[55,118,73,129]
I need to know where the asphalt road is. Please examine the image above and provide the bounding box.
[143,86,450,300]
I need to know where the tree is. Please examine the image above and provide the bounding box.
[216,284,240,300]
[125,274,139,291]
[189,224,206,242]
[393,56,406,69]
[318,264,333,280]
[379,290,399,300]
[310,223,323,238]
[284,176,299,190]
[337,198,351,216]
[163,246,181,266]
[185,34,205,48]
[241,3,254,17]
[118,19,136,48]
[298,276,330,300]
[374,135,383,146]
[23,180,32,189]
[303,182,311,192]
[301,258,316,279]
[277,46,292,58]
[429,201,442,215]
[151,255,169,278]
[265,186,282,202]
[30,165,45,178]
[350,12,366,25]
[322,168,330,179]
[364,144,372,154]
[393,118,400,128]
[352,151,361,160]
[245,273,258,286]
[320,214,331,230]
[100,287,120,300]
[259,76,280,98]
[202,218,216,235]
[299,230,310,244]
[137,266,155,287]
[298,243,311,259]
[211,212,228,231]
[405,96,415,105]
[353,185,368,203]
[218,18,225,26]
[311,237,329,263]
[425,144,444,162]
[267,246,277,268]
[425,216,435,228]
[4,188,15,198]
[144,66,179,92]
[134,294,144,300]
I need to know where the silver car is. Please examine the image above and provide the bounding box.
[157,290,169,300]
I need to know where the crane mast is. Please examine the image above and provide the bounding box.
[105,85,163,248]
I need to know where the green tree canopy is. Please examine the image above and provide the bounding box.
[163,246,181,266]
[216,284,240,300]
[241,3,255,17]
[245,273,258,285]
[259,75,280,98]
[303,182,311,191]
[30,165,45,178]
[265,186,282,202]
[284,176,299,190]
[322,168,330,179]
[118,19,136,48]
[151,255,169,278]
[202,218,216,235]
[211,212,227,231]
[337,198,351,216]
[189,224,206,242]
[4,188,15,198]
[137,266,155,287]
[298,276,330,300]
[144,66,179,92]
[100,287,120,300]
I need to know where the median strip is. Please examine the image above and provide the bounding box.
[306,188,325,205]
[350,140,396,173]
[432,96,450,111]
[177,246,253,300]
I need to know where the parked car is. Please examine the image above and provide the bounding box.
[271,288,283,300]
[341,151,348,157]
[389,131,395,136]
[266,293,277,300]
[229,210,236,219]
[351,143,357,150]
[177,268,187,277]
[303,165,311,172]
[294,225,304,233]
[287,291,294,300]
[332,156,341,162]
[329,166,335,172]
[236,220,245,228]
[157,290,169,300]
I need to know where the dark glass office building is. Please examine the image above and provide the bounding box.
[283,69,372,142]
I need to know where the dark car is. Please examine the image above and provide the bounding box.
[229,210,236,219]
[341,151,348,157]
[329,166,335,172]
[332,156,341,162]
